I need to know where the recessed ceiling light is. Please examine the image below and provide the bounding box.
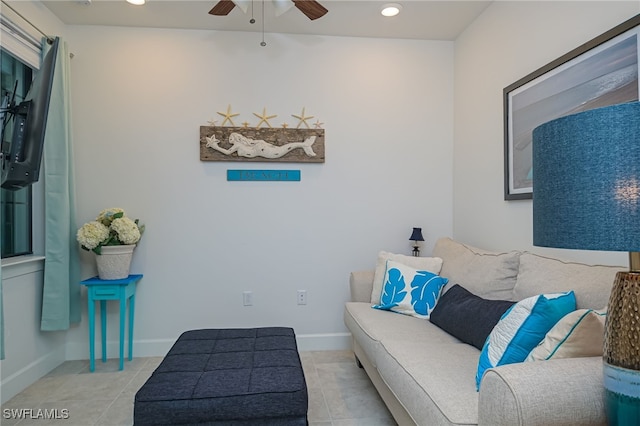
[126,0,146,5]
[381,3,402,17]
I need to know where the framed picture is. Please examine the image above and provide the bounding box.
[504,14,640,200]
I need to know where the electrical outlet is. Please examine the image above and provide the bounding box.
[243,291,253,306]
[297,290,307,305]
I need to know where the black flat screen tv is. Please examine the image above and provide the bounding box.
[1,37,59,191]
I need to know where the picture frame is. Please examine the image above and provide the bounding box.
[503,14,640,200]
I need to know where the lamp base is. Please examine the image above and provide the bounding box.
[604,271,640,369]
[604,271,640,425]
[604,363,640,425]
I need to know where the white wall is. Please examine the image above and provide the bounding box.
[453,1,639,265]
[62,26,454,358]
[0,260,66,404]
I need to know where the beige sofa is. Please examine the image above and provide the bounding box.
[343,237,624,426]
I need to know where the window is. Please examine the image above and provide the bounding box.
[1,14,41,258]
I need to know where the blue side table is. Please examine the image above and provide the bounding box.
[80,274,142,372]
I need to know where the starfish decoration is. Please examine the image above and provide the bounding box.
[241,121,251,128]
[217,104,240,127]
[281,123,289,128]
[292,107,314,129]
[313,119,324,129]
[207,118,218,126]
[253,107,277,129]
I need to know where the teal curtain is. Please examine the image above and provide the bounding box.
[41,38,80,331]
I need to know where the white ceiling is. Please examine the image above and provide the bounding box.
[39,0,493,40]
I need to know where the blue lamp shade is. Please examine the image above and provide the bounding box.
[533,101,640,425]
[532,101,640,252]
[409,227,424,242]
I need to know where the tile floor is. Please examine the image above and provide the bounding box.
[1,350,396,425]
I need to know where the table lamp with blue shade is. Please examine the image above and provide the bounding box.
[409,227,424,257]
[532,101,640,424]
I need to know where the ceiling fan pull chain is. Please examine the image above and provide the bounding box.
[249,0,255,24]
[260,0,266,46]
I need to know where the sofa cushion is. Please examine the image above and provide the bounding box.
[476,291,576,389]
[377,338,481,425]
[432,238,519,300]
[429,284,515,350]
[526,308,606,361]
[343,302,459,369]
[372,260,448,319]
[514,252,623,309]
[349,270,375,303]
[371,251,443,304]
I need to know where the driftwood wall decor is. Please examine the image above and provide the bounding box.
[200,127,325,163]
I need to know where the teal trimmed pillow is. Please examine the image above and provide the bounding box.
[372,260,448,319]
[475,291,576,390]
[525,308,606,361]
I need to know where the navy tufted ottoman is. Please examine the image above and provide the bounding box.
[134,327,308,425]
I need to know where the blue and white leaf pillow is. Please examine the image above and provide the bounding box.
[475,291,576,390]
[370,252,443,304]
[372,260,448,319]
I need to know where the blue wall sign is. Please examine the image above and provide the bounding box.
[227,170,301,181]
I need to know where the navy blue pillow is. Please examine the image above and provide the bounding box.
[429,284,515,350]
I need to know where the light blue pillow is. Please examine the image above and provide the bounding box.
[475,291,576,390]
[372,260,448,319]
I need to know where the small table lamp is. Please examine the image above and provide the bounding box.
[532,101,640,425]
[409,227,424,257]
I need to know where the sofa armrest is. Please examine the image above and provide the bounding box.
[478,357,605,426]
[349,270,375,303]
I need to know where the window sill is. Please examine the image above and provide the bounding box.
[2,255,45,280]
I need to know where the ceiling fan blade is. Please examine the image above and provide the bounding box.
[292,0,328,20]
[209,0,236,16]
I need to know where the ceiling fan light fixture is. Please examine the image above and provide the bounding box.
[126,0,145,5]
[273,0,294,17]
[234,0,251,14]
[381,3,402,17]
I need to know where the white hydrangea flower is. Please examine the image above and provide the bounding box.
[110,217,141,245]
[96,207,125,226]
[77,221,110,250]
[77,208,144,253]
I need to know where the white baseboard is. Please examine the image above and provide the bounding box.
[0,346,66,405]
[64,332,352,360]
[296,332,351,351]
[64,339,175,360]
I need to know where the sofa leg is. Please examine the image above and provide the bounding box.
[355,355,363,369]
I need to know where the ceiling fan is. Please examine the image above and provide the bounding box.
[209,0,328,21]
